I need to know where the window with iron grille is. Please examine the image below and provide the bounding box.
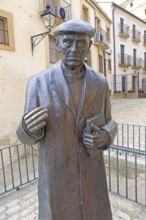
[0,9,15,51]
[0,17,9,45]
[49,36,59,63]
[99,54,103,73]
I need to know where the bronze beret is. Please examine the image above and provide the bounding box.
[53,20,95,38]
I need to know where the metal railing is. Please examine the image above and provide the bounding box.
[94,27,110,47]
[105,145,146,206]
[39,0,71,21]
[0,144,38,196]
[132,29,141,42]
[104,123,146,206]
[118,54,131,66]
[132,57,143,68]
[118,23,130,37]
[114,123,146,151]
[0,124,146,207]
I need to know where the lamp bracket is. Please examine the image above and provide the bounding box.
[31,31,50,55]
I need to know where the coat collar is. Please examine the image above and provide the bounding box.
[51,61,98,119]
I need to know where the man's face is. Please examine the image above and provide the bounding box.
[57,34,91,68]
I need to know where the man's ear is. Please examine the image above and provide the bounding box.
[56,38,60,52]
[89,40,92,49]
[86,40,92,56]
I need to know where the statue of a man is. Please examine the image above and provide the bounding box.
[17,20,117,220]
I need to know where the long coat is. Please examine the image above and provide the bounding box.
[17,61,117,220]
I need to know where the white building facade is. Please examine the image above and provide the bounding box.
[121,0,146,21]
[111,3,146,98]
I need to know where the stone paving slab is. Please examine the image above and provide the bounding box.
[111,98,146,126]
[0,181,38,220]
[0,181,146,220]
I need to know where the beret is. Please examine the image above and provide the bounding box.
[53,19,95,38]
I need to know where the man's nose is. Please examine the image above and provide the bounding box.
[70,42,77,52]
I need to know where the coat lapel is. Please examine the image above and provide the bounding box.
[77,65,98,120]
[51,61,76,118]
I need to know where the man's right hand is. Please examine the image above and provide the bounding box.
[24,107,48,135]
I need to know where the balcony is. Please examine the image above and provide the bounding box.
[119,23,130,39]
[118,54,131,67]
[94,27,110,49]
[132,29,141,43]
[39,0,71,24]
[132,57,143,69]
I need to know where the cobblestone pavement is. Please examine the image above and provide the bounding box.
[0,98,146,220]
[0,181,38,220]
[111,98,146,126]
[1,181,146,220]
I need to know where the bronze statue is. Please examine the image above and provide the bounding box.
[17,20,117,220]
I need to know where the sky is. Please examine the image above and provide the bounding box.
[97,0,127,17]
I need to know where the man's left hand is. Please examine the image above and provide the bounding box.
[82,126,109,149]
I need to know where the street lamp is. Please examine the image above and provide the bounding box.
[31,4,56,55]
[40,5,56,30]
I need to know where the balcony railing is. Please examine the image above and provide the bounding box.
[132,29,141,43]
[118,54,131,67]
[39,0,71,21]
[94,27,110,49]
[132,57,143,69]
[118,23,130,38]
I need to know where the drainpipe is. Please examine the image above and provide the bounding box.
[103,50,107,77]
[112,4,116,92]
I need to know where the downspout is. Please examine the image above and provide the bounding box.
[112,4,116,92]
[103,50,107,77]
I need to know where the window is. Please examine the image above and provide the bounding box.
[120,44,125,64]
[95,17,100,32]
[0,17,8,44]
[144,30,146,43]
[133,24,136,38]
[0,9,15,51]
[133,48,137,66]
[144,52,146,68]
[120,18,124,33]
[82,6,89,22]
[106,27,110,41]
[99,55,103,73]
[108,59,111,71]
[49,36,59,63]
